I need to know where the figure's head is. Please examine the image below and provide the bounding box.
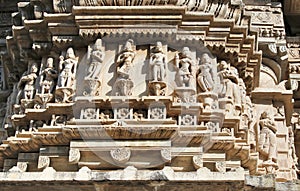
[182,47,190,57]
[156,41,162,48]
[46,57,54,68]
[201,53,211,63]
[219,60,229,70]
[30,62,38,73]
[260,111,269,119]
[124,39,134,50]
[93,39,102,50]
[66,47,75,59]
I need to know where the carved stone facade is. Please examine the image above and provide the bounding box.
[0,0,299,190]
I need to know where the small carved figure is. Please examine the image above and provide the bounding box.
[218,61,241,110]
[85,39,105,80]
[114,39,135,96]
[39,58,58,94]
[150,41,166,81]
[57,47,78,88]
[116,39,135,79]
[258,111,277,163]
[174,47,195,87]
[288,127,298,166]
[16,63,38,103]
[197,53,215,92]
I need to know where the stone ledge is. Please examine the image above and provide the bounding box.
[0,166,246,182]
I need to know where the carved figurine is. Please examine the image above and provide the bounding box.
[197,53,215,92]
[114,39,135,96]
[39,57,58,94]
[218,61,241,111]
[174,47,196,88]
[57,47,78,88]
[55,47,78,103]
[150,41,166,82]
[116,39,135,79]
[85,39,105,80]
[258,111,277,163]
[83,39,105,96]
[16,62,38,104]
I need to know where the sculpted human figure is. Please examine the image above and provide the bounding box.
[85,39,105,80]
[150,41,166,81]
[114,39,136,96]
[58,47,78,88]
[218,61,241,108]
[258,111,277,163]
[116,39,135,79]
[16,63,38,103]
[174,47,195,87]
[40,58,58,94]
[197,53,215,92]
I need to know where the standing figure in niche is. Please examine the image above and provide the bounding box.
[39,57,58,94]
[116,39,135,79]
[218,61,241,109]
[197,53,215,92]
[85,39,105,80]
[16,62,38,103]
[114,39,136,96]
[58,47,78,88]
[258,111,277,163]
[174,47,195,87]
[150,41,166,82]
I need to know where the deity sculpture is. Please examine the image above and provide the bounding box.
[174,47,196,88]
[218,61,241,112]
[197,53,215,92]
[85,39,105,80]
[114,39,135,96]
[83,39,105,96]
[116,39,135,79]
[39,57,58,94]
[258,111,277,163]
[55,47,78,103]
[150,41,166,82]
[16,62,38,104]
[57,47,78,88]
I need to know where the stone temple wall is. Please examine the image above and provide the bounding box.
[0,0,299,190]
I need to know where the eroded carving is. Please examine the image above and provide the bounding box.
[69,148,80,164]
[56,47,78,102]
[83,39,105,96]
[114,39,135,96]
[110,148,131,163]
[258,112,277,167]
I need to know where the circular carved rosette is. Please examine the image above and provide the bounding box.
[192,155,203,169]
[110,148,131,163]
[161,148,171,162]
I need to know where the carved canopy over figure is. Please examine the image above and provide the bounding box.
[258,111,277,163]
[85,39,105,80]
[116,39,135,79]
[174,47,196,88]
[197,53,216,92]
[57,47,78,88]
[150,41,166,82]
[39,58,58,94]
[16,62,38,104]
[218,61,241,109]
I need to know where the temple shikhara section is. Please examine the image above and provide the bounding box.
[0,0,300,190]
